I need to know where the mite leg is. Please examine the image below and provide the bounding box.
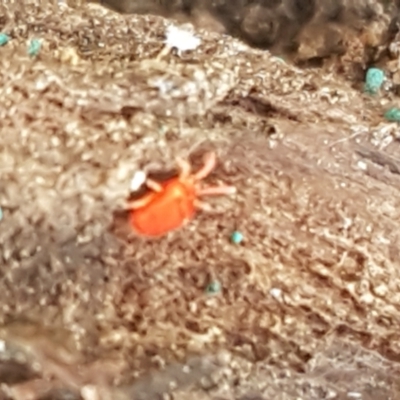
[194,199,213,211]
[127,179,162,209]
[127,195,153,209]
[176,157,192,179]
[145,179,163,192]
[194,152,217,181]
[197,185,237,196]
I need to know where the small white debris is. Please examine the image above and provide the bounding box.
[270,288,282,300]
[0,340,5,352]
[377,234,390,245]
[347,392,362,398]
[0,207,3,221]
[343,217,352,229]
[169,380,178,390]
[360,292,374,305]
[374,284,388,297]
[357,160,368,171]
[226,40,249,54]
[150,77,175,95]
[81,385,100,400]
[35,76,50,91]
[130,170,146,192]
[165,24,201,55]
[182,364,191,374]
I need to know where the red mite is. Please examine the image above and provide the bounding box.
[127,152,236,237]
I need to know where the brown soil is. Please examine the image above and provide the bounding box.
[1,1,400,400]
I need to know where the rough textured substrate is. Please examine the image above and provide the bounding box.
[1,1,400,399]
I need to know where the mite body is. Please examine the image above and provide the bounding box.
[127,152,236,237]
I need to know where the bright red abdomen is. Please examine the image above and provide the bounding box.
[129,179,196,237]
